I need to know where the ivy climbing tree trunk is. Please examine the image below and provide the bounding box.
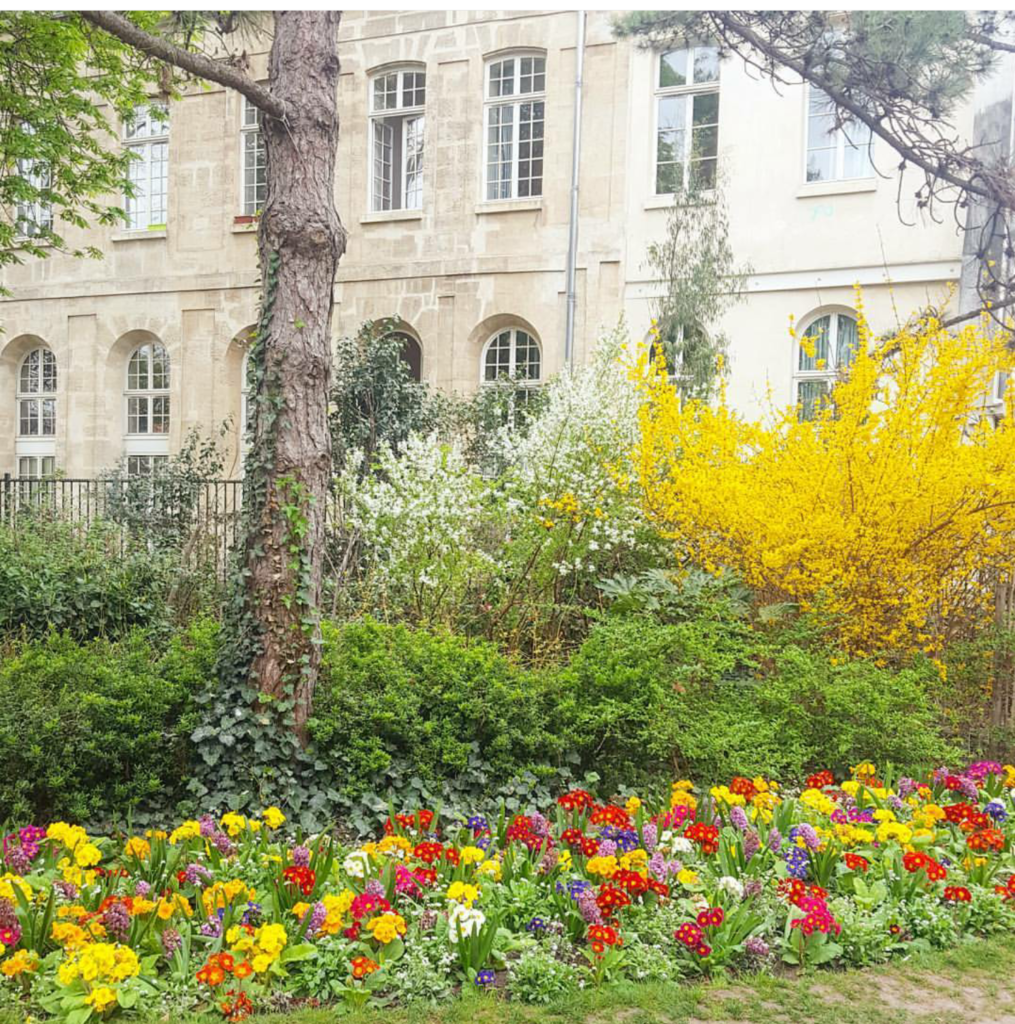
[243,11,345,742]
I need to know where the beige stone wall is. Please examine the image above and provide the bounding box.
[0,11,979,477]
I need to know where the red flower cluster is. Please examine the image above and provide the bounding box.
[993,875,1015,901]
[596,884,631,916]
[444,846,461,865]
[413,842,444,864]
[281,865,316,896]
[778,879,829,906]
[505,815,548,851]
[674,905,724,957]
[385,809,434,834]
[789,894,841,937]
[684,822,719,856]
[219,990,253,1022]
[587,923,622,955]
[560,828,584,846]
[557,789,595,813]
[351,955,380,979]
[843,853,869,873]
[590,805,631,829]
[943,802,977,825]
[902,851,947,881]
[197,953,253,988]
[968,828,1005,853]
[350,893,390,921]
[806,770,835,790]
[730,776,758,801]
[943,886,972,902]
[612,870,649,897]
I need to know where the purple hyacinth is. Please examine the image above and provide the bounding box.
[745,936,770,959]
[54,881,79,901]
[576,889,602,925]
[200,911,224,938]
[364,879,385,898]
[212,832,235,857]
[648,850,667,881]
[743,879,763,899]
[4,847,31,876]
[743,829,760,862]
[529,812,550,839]
[790,824,820,851]
[767,828,783,853]
[729,805,749,832]
[303,901,327,933]
[161,928,182,956]
[642,821,658,854]
[538,847,559,874]
[290,845,311,868]
[101,901,130,943]
[597,839,617,858]
[898,777,919,798]
[134,880,151,898]
[199,815,217,838]
[185,863,213,886]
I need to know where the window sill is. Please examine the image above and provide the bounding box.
[475,198,543,215]
[112,229,167,242]
[644,190,715,210]
[796,178,877,199]
[232,219,258,234]
[360,209,423,224]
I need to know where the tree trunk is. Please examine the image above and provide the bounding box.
[991,575,1015,732]
[243,10,345,741]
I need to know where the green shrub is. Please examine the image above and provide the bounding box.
[0,519,193,641]
[310,618,568,802]
[0,624,208,825]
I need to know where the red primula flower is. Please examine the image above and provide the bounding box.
[613,870,649,896]
[806,770,835,790]
[281,865,316,897]
[968,828,1005,853]
[590,805,631,829]
[558,789,595,813]
[943,886,972,902]
[587,923,621,953]
[684,822,719,856]
[560,828,584,846]
[350,893,390,920]
[674,922,703,947]
[580,836,601,858]
[843,853,869,873]
[596,884,631,914]
[413,842,444,864]
[730,776,758,801]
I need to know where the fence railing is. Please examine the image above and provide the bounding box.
[0,476,246,577]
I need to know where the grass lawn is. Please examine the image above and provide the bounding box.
[113,933,1015,1024]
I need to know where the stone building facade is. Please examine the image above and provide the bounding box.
[0,10,983,479]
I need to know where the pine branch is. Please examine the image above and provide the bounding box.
[79,10,285,120]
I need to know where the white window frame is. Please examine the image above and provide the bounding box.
[368,66,426,212]
[124,103,169,230]
[124,343,171,463]
[17,455,56,480]
[803,85,874,184]
[653,45,720,196]
[483,52,546,201]
[480,327,542,388]
[15,348,56,475]
[14,158,53,239]
[240,95,267,216]
[793,309,859,420]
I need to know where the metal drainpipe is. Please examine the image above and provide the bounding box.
[564,9,586,368]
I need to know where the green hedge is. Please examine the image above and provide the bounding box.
[0,614,960,824]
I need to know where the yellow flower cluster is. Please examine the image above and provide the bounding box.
[202,879,254,917]
[799,788,837,817]
[586,856,619,878]
[670,780,697,811]
[123,837,151,860]
[57,942,140,987]
[228,922,287,974]
[876,821,913,845]
[1,949,39,977]
[458,846,486,865]
[709,785,746,808]
[169,820,202,845]
[445,882,480,906]
[366,912,407,944]
[376,835,413,859]
[632,303,1015,656]
[262,806,286,829]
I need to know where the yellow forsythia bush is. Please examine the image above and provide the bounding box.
[632,303,1015,659]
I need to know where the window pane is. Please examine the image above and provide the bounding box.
[402,70,426,108]
[797,379,830,421]
[151,344,170,390]
[41,456,55,478]
[799,316,831,371]
[519,56,545,94]
[484,331,512,381]
[841,124,873,179]
[656,160,683,195]
[692,46,720,84]
[372,119,394,211]
[128,347,149,390]
[41,398,55,436]
[836,315,859,367]
[689,158,717,191]
[692,92,719,127]
[243,130,267,215]
[152,395,170,433]
[486,105,514,200]
[373,73,397,111]
[657,95,687,132]
[659,49,687,88]
[41,349,56,392]
[807,111,837,150]
[19,399,37,436]
[517,101,544,198]
[806,148,835,183]
[489,59,514,98]
[404,115,424,210]
[128,396,148,434]
[514,331,541,380]
[19,349,38,394]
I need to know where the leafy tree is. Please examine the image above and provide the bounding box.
[616,10,1015,327]
[645,171,749,401]
[632,302,1015,668]
[0,12,161,285]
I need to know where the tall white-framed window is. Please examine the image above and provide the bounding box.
[805,86,873,183]
[654,45,720,194]
[241,96,267,215]
[370,67,425,212]
[794,310,859,420]
[484,53,545,200]
[15,347,56,477]
[14,159,53,239]
[124,342,170,472]
[124,103,169,230]
[481,327,541,386]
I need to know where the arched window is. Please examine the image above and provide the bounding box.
[482,327,541,386]
[484,53,545,200]
[124,341,170,474]
[794,310,859,420]
[648,322,707,387]
[387,331,422,382]
[15,347,56,478]
[370,66,425,212]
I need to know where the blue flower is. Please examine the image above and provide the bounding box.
[783,845,810,880]
[526,916,546,932]
[468,815,488,833]
[475,969,496,987]
[986,800,1009,823]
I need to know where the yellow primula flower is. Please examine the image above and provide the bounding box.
[262,806,286,829]
[446,881,480,905]
[220,812,247,838]
[169,820,202,845]
[586,856,619,878]
[458,846,486,865]
[124,837,151,860]
[85,987,118,1013]
[74,843,101,869]
[676,868,699,886]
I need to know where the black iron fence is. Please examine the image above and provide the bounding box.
[0,475,246,577]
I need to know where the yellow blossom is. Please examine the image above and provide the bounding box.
[262,806,286,829]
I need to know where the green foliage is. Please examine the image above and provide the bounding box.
[309,618,567,805]
[507,948,580,1004]
[0,627,205,825]
[0,519,203,642]
[0,12,163,282]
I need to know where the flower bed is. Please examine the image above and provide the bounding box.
[1,761,1014,1020]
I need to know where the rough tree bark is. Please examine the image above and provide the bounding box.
[245,11,345,740]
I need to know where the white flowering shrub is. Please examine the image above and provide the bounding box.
[333,326,663,648]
